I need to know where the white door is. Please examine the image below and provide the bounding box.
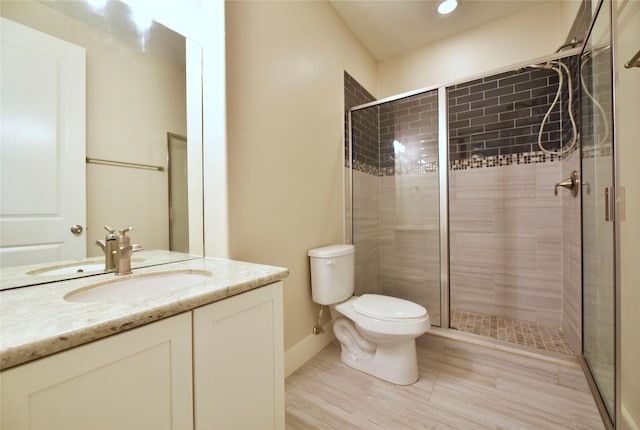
[0,18,86,267]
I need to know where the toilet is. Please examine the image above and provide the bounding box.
[308,244,430,385]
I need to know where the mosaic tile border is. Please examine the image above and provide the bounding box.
[351,159,379,176]
[450,150,560,170]
[351,159,439,176]
[349,148,574,175]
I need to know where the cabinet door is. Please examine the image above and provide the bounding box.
[193,282,284,430]
[1,313,193,430]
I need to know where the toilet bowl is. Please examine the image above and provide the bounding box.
[308,244,430,385]
[331,295,430,385]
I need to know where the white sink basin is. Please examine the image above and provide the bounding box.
[64,269,213,303]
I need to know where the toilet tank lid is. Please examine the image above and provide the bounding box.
[308,244,354,258]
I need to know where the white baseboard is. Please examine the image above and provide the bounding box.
[284,323,335,378]
[622,403,639,430]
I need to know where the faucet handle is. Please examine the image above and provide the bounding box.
[104,225,115,234]
[118,227,134,246]
[119,227,134,236]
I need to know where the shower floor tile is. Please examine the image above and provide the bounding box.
[450,309,575,356]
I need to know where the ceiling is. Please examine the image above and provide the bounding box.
[329,0,554,60]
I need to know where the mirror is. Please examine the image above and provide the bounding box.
[0,0,203,290]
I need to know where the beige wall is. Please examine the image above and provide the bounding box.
[614,0,640,427]
[376,1,581,98]
[225,0,376,358]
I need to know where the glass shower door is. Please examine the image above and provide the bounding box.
[581,0,616,422]
[350,89,442,326]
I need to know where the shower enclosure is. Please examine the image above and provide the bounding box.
[348,49,581,356]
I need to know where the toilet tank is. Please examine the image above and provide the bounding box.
[308,244,355,305]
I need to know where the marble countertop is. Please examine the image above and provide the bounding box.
[0,258,289,370]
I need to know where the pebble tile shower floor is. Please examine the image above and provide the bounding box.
[450,310,575,356]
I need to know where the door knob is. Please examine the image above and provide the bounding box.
[70,224,84,235]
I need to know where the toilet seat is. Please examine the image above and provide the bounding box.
[352,294,427,321]
[334,296,430,337]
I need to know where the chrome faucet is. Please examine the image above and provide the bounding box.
[114,227,143,275]
[95,225,142,275]
[95,226,118,272]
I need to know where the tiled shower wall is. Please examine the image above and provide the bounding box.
[377,91,440,322]
[562,149,581,352]
[378,173,440,323]
[378,93,439,173]
[345,72,377,173]
[448,69,563,161]
[351,169,441,322]
[449,162,563,327]
[448,56,579,167]
[449,59,579,330]
[344,72,378,295]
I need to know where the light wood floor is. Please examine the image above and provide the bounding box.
[285,334,605,429]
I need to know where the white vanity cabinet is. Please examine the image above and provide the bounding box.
[0,281,284,430]
[0,312,194,430]
[193,281,285,429]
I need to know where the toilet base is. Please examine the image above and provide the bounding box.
[338,335,419,385]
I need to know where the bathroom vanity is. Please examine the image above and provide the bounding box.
[0,258,288,430]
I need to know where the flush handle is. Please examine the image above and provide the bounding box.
[325,259,336,266]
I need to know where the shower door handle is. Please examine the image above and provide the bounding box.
[604,186,626,222]
[605,187,615,222]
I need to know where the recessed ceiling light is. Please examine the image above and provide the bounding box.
[438,0,458,15]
